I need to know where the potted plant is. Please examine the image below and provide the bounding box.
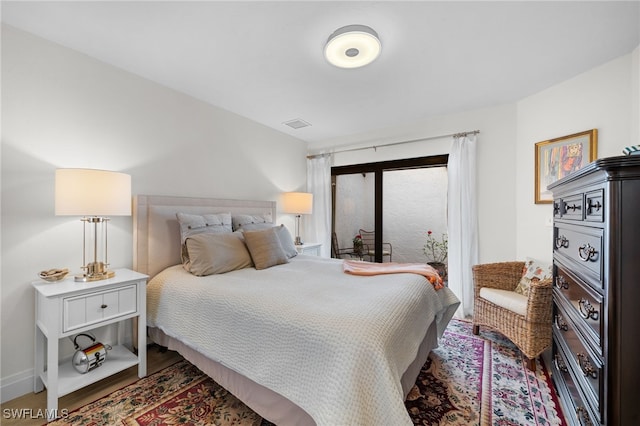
[423,230,448,281]
[353,234,363,256]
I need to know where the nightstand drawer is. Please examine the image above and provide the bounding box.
[63,284,137,332]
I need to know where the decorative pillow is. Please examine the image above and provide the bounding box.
[243,227,289,270]
[183,232,253,276]
[232,213,273,232]
[514,257,553,297]
[176,212,232,243]
[273,224,298,259]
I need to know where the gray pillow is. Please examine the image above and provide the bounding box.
[183,232,253,276]
[177,212,232,243]
[274,224,298,259]
[232,213,273,231]
[243,227,289,270]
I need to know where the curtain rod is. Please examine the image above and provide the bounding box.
[306,130,480,159]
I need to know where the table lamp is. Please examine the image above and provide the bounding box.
[282,192,313,245]
[55,169,131,281]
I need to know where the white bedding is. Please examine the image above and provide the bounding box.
[147,255,460,426]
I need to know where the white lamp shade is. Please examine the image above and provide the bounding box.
[282,192,313,215]
[55,169,132,216]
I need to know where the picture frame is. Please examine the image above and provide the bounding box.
[534,129,597,204]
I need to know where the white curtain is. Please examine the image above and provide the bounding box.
[447,134,479,318]
[305,155,332,257]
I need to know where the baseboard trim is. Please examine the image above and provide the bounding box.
[1,369,34,403]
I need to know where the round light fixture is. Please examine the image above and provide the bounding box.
[324,25,381,69]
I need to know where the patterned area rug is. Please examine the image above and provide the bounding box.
[406,319,567,426]
[47,319,566,426]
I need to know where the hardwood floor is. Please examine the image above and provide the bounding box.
[1,345,183,425]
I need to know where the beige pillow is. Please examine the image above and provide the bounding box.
[183,232,253,276]
[243,227,289,270]
[514,257,553,297]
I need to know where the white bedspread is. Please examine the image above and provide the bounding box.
[147,255,460,426]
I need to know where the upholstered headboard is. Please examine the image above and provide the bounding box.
[133,195,276,278]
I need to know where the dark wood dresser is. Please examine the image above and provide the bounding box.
[548,155,640,426]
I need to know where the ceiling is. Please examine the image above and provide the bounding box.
[2,1,639,150]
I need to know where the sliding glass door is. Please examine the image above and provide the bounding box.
[332,155,448,263]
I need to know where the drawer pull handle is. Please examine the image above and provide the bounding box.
[555,275,569,290]
[587,199,602,213]
[555,235,569,249]
[101,304,108,309]
[555,315,568,331]
[578,298,599,321]
[576,407,593,426]
[566,203,581,212]
[577,353,598,379]
[554,354,569,373]
[578,243,598,262]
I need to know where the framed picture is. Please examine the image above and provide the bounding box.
[534,129,597,204]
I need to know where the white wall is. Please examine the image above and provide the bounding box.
[1,26,308,401]
[515,50,638,262]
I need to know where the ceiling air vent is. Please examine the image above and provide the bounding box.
[283,118,311,129]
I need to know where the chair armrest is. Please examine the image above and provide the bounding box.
[525,279,553,322]
[472,261,525,298]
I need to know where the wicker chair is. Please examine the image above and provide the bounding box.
[472,261,553,371]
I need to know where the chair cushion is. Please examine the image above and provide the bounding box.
[479,287,528,316]
[514,257,553,297]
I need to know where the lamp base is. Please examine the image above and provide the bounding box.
[74,262,116,282]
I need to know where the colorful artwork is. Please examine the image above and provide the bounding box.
[535,130,597,204]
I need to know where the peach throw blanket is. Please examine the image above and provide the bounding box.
[343,260,444,290]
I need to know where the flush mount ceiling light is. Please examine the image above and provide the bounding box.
[324,24,381,69]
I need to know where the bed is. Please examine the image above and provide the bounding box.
[133,195,460,426]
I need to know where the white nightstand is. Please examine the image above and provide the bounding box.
[295,242,322,256]
[32,268,148,420]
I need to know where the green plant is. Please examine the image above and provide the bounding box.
[353,234,363,254]
[423,230,448,263]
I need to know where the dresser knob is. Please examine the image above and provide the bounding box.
[578,298,599,321]
[101,304,108,309]
[577,353,598,379]
[555,235,569,249]
[555,315,568,331]
[555,275,569,290]
[576,407,593,426]
[554,354,569,373]
[578,243,598,262]
[566,203,581,212]
[587,199,602,213]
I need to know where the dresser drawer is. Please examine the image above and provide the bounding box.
[552,339,599,426]
[561,194,584,221]
[554,224,603,284]
[584,190,604,222]
[63,284,138,332]
[553,303,603,421]
[554,265,603,354]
